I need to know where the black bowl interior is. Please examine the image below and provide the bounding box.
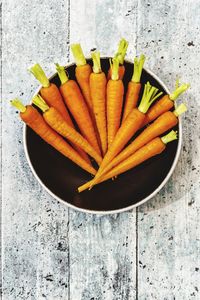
[26,58,178,212]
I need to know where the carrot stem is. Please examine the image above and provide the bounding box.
[29,64,50,88]
[161,130,178,144]
[116,38,129,65]
[132,54,146,83]
[138,82,163,114]
[71,44,87,66]
[169,83,190,101]
[32,95,49,112]
[111,57,120,81]
[173,103,187,117]
[55,63,69,85]
[91,51,101,74]
[10,99,26,113]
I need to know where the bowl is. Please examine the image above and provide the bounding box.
[23,58,181,214]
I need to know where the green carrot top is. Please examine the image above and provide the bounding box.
[110,57,120,81]
[138,82,163,114]
[91,51,101,74]
[55,63,69,85]
[29,63,50,88]
[71,43,87,66]
[32,95,49,113]
[173,103,187,117]
[161,130,178,144]
[115,38,129,65]
[11,98,26,113]
[132,54,146,83]
[169,83,190,101]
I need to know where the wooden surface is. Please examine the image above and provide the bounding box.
[2,0,200,299]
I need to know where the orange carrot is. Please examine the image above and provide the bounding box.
[29,64,72,125]
[11,99,96,175]
[70,44,101,148]
[90,51,107,155]
[95,82,163,180]
[107,38,128,80]
[70,44,93,113]
[95,103,187,181]
[122,54,146,122]
[78,130,178,192]
[29,63,91,164]
[142,83,189,127]
[107,57,124,148]
[55,63,101,156]
[33,96,102,166]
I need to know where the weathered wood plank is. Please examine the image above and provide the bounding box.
[69,1,138,299]
[2,1,71,299]
[2,0,200,299]
[136,0,200,298]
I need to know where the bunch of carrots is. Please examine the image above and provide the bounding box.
[11,38,190,193]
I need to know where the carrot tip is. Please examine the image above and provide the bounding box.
[132,54,146,83]
[91,51,101,73]
[116,38,129,65]
[169,83,190,101]
[71,43,86,66]
[138,82,163,114]
[29,63,50,88]
[161,130,178,144]
[55,63,69,85]
[10,98,26,113]
[110,57,120,80]
[173,103,187,117]
[32,95,49,112]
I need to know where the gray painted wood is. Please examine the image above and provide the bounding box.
[69,2,137,299]
[2,0,200,300]
[136,1,200,299]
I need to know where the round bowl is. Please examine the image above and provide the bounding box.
[23,58,181,214]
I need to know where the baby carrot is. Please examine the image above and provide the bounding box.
[29,64,72,125]
[70,44,93,113]
[97,103,187,180]
[33,95,102,166]
[29,63,91,164]
[122,54,146,122]
[142,83,189,127]
[55,63,101,156]
[90,51,107,155]
[107,57,124,148]
[11,99,96,175]
[95,82,163,180]
[107,38,129,80]
[78,130,178,192]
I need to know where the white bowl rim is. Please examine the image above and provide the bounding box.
[23,58,182,215]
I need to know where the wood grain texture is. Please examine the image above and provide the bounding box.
[136,0,200,299]
[69,1,137,299]
[1,0,200,299]
[2,1,71,299]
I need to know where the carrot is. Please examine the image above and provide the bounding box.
[95,81,163,180]
[55,63,101,156]
[142,83,189,127]
[122,54,146,122]
[29,64,72,125]
[32,95,102,166]
[107,38,129,80]
[90,51,107,155]
[107,57,124,148]
[11,99,96,175]
[70,44,93,113]
[95,103,187,181]
[29,63,91,164]
[78,130,178,192]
